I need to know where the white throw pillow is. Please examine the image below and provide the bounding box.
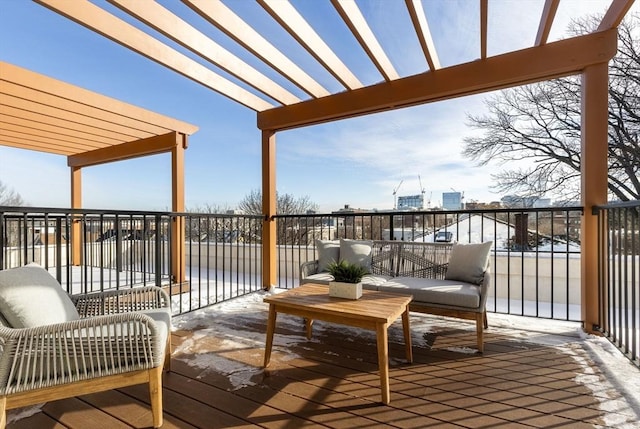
[445,242,493,284]
[316,240,340,272]
[340,239,374,271]
[0,263,80,328]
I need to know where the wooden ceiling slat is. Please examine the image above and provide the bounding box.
[0,81,171,136]
[405,0,440,71]
[0,130,90,152]
[0,136,73,155]
[536,0,560,46]
[480,0,488,60]
[331,0,399,81]
[184,0,329,99]
[108,0,300,106]
[34,0,272,112]
[0,106,139,142]
[258,29,618,131]
[258,0,363,90]
[1,95,154,139]
[0,122,108,149]
[599,0,636,30]
[1,61,198,135]
[0,117,121,146]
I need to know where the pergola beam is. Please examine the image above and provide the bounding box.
[535,0,560,46]
[68,132,183,168]
[35,0,273,112]
[258,29,618,131]
[107,0,300,106]
[184,0,330,99]
[480,0,488,59]
[332,0,399,81]
[258,0,363,90]
[598,0,636,30]
[405,0,440,71]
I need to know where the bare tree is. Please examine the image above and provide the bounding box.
[463,14,639,202]
[237,189,319,245]
[0,180,26,206]
[238,189,318,215]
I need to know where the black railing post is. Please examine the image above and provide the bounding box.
[155,214,162,287]
[55,217,62,284]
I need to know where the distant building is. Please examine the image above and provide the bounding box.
[442,192,462,210]
[501,195,551,208]
[397,194,424,210]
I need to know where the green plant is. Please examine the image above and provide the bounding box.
[326,260,368,283]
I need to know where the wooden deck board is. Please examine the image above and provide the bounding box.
[6,294,636,428]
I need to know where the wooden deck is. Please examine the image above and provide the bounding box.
[7,291,638,428]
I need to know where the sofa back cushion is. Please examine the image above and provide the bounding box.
[316,240,340,272]
[0,263,80,328]
[340,239,374,272]
[445,242,493,285]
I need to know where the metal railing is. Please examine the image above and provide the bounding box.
[274,207,584,321]
[595,201,640,366]
[0,206,263,315]
[0,205,593,323]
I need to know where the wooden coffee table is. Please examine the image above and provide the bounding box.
[263,283,413,404]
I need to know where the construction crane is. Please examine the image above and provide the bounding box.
[393,179,403,209]
[418,175,426,209]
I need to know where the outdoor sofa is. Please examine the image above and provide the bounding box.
[0,264,171,428]
[300,239,493,352]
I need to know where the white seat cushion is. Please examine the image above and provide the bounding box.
[379,277,481,309]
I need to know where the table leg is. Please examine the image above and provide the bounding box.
[402,306,413,363]
[376,322,390,404]
[305,318,314,339]
[263,304,277,367]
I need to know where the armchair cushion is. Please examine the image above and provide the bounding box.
[316,240,340,272]
[445,242,493,285]
[0,264,79,328]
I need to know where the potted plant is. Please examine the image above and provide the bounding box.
[326,260,368,299]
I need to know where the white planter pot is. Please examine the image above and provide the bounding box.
[329,281,362,300]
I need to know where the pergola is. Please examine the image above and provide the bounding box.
[2,0,637,334]
[0,61,198,280]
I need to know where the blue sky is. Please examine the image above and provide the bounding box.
[0,0,627,212]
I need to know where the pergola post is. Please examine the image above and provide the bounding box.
[171,133,187,287]
[580,62,609,333]
[262,130,277,290]
[70,166,82,266]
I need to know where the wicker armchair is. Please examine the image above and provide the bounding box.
[0,265,171,428]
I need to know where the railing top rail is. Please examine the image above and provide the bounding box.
[593,200,640,211]
[0,206,263,219]
[0,205,174,216]
[273,206,584,219]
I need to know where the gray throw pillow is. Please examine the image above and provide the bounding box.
[316,240,340,272]
[445,242,493,284]
[0,263,80,328]
[340,239,373,271]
